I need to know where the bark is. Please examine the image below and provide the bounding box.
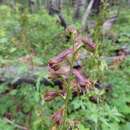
[92,0,100,14]
[57,0,63,10]
[102,16,117,36]
[0,0,3,4]
[48,0,61,12]
[48,0,67,29]
[57,13,67,29]
[28,0,36,13]
[11,0,16,9]
[51,0,63,10]
[81,0,95,32]
[0,66,53,87]
[4,118,28,130]
[73,0,85,19]
[44,0,49,9]
[128,0,130,5]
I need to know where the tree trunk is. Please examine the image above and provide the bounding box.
[28,0,36,13]
[81,0,95,32]
[48,0,62,14]
[0,0,3,4]
[128,0,130,5]
[51,0,63,10]
[47,0,67,29]
[74,0,85,19]
[92,0,100,14]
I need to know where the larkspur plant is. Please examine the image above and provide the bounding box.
[44,26,96,129]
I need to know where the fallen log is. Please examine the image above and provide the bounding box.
[0,65,65,92]
[0,54,130,87]
[1,43,130,87]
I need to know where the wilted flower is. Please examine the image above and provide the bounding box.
[49,48,73,68]
[48,65,70,79]
[82,36,96,51]
[72,69,92,88]
[66,26,96,52]
[44,91,58,101]
[51,108,64,125]
[59,90,67,97]
[48,63,60,71]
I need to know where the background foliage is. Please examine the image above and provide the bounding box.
[0,1,130,130]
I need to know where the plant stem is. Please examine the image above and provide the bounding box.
[64,79,71,118]
[4,118,28,130]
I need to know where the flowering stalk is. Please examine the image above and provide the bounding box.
[44,26,96,128]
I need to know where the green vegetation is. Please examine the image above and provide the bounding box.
[0,1,130,130]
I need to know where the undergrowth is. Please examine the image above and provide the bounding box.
[0,4,130,130]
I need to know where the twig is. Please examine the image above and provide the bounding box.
[4,118,28,130]
[81,0,95,31]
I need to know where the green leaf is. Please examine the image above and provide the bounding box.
[120,122,130,130]
[78,124,90,130]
